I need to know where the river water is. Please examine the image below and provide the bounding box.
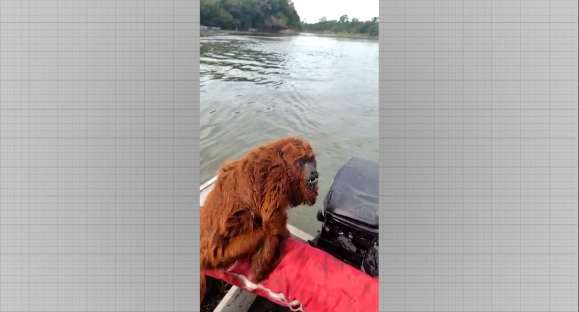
[200,33,378,235]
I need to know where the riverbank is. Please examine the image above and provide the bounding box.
[300,31,377,40]
[200,29,377,40]
[200,28,299,37]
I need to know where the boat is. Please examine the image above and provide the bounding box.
[200,157,379,312]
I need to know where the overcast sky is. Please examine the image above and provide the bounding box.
[291,0,378,23]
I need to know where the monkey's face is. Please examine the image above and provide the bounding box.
[296,154,318,206]
[280,138,319,207]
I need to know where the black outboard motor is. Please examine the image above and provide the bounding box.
[310,157,379,277]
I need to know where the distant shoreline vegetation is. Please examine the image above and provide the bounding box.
[301,16,378,38]
[200,0,378,37]
[201,0,301,32]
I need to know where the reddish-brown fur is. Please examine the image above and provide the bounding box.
[200,137,318,302]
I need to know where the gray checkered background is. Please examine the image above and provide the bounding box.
[380,0,577,311]
[0,0,198,311]
[0,1,577,312]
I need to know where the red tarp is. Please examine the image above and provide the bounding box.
[205,237,378,312]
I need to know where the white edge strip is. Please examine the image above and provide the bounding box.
[212,285,257,312]
[201,177,314,312]
[287,224,314,241]
[201,176,218,191]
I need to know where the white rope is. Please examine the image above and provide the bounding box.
[227,271,305,312]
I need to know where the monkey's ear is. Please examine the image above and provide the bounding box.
[280,142,297,159]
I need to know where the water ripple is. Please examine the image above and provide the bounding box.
[201,34,379,235]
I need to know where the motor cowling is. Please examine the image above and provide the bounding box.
[311,157,379,277]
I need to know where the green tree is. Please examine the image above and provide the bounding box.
[301,15,379,37]
[201,0,235,28]
[201,0,301,32]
